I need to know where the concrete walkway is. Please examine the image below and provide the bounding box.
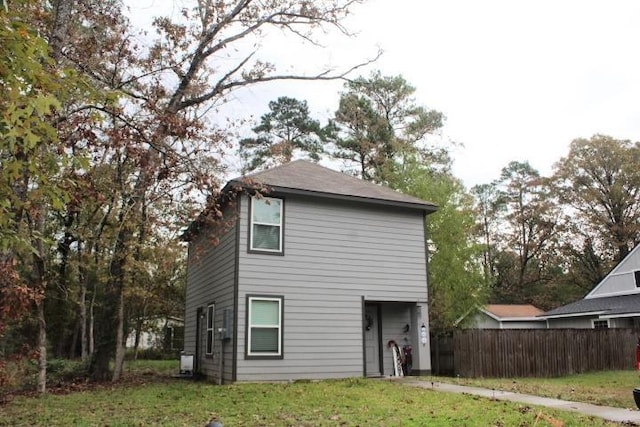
[405,380,640,425]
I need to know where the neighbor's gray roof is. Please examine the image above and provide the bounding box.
[227,160,437,212]
[543,293,640,318]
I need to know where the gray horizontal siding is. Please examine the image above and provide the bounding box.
[501,320,547,329]
[590,272,637,297]
[184,208,238,382]
[547,318,593,328]
[471,313,500,329]
[589,246,640,297]
[235,194,428,381]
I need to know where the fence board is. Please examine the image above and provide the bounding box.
[433,329,640,378]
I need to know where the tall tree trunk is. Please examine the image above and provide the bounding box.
[90,225,130,380]
[48,0,72,63]
[90,152,153,380]
[36,299,47,394]
[79,274,88,360]
[133,318,143,361]
[113,289,126,381]
[83,207,111,361]
[33,212,48,394]
[69,319,79,358]
[89,284,95,356]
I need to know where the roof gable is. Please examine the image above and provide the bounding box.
[227,160,437,212]
[586,244,640,299]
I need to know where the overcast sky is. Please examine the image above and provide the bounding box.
[128,0,640,188]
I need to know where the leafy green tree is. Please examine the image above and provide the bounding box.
[489,161,562,307]
[390,161,487,330]
[125,236,186,359]
[553,134,640,264]
[554,237,608,303]
[470,183,503,283]
[0,1,70,393]
[331,71,445,182]
[239,97,327,173]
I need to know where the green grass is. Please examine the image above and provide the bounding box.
[0,372,622,426]
[430,370,640,409]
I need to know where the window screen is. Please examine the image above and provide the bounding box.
[250,197,282,252]
[247,296,282,357]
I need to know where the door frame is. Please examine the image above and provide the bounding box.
[362,300,382,377]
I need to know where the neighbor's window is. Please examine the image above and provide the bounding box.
[250,196,283,253]
[206,303,215,355]
[592,319,609,329]
[247,295,283,358]
[635,270,640,288]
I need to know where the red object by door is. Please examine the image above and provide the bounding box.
[636,337,640,370]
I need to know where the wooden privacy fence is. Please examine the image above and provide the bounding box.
[439,328,640,378]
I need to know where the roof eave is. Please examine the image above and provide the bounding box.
[498,317,546,322]
[228,180,438,213]
[541,310,607,320]
[599,312,640,319]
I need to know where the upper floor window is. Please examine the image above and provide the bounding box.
[634,270,640,288]
[250,196,283,253]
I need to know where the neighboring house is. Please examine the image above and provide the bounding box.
[182,160,437,383]
[126,316,184,351]
[543,244,640,329]
[464,304,546,329]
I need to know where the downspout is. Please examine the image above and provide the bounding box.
[232,196,242,382]
[361,296,366,377]
[218,338,224,385]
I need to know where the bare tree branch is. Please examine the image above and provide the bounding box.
[179,49,382,110]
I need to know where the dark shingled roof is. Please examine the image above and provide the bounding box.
[227,160,437,212]
[543,293,640,318]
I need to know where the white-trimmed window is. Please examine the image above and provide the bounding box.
[249,196,283,253]
[247,295,283,358]
[206,303,215,355]
[592,319,609,329]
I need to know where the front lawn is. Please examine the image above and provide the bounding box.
[431,370,640,409]
[0,371,622,426]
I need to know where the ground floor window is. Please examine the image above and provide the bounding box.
[246,295,283,358]
[592,319,609,329]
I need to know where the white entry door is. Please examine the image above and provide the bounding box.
[364,304,381,376]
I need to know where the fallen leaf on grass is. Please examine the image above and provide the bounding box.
[533,410,564,427]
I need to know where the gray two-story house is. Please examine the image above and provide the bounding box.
[183,160,437,383]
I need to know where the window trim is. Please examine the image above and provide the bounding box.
[245,294,284,359]
[206,303,215,355]
[248,196,284,255]
[592,319,609,329]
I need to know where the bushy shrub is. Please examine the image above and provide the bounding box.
[46,359,90,384]
[0,357,36,393]
[126,348,180,361]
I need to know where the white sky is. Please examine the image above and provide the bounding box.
[127,0,640,188]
